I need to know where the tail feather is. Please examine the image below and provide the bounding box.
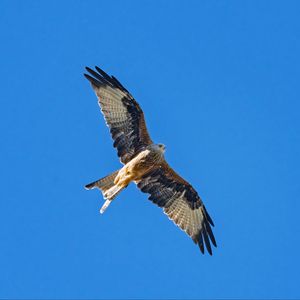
[85,169,126,214]
[85,170,119,192]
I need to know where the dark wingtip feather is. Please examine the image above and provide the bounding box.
[95,65,106,74]
[111,75,129,93]
[85,66,92,72]
[85,66,129,94]
[95,66,112,81]
[85,67,98,77]
[86,67,112,86]
[203,205,215,227]
[204,221,217,248]
[84,73,101,87]
[202,229,212,255]
[198,232,205,254]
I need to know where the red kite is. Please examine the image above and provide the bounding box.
[84,66,217,255]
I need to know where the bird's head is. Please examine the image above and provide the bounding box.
[157,143,166,153]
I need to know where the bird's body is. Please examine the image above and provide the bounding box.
[98,144,165,212]
[115,144,165,186]
[84,66,217,255]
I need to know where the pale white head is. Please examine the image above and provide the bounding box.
[149,144,166,154]
[149,143,166,154]
[157,143,166,153]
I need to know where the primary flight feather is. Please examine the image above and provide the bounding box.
[84,66,217,255]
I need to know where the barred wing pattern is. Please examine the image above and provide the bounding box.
[137,161,217,255]
[84,66,153,164]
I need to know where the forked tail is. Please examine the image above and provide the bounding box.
[85,170,126,213]
[85,170,119,192]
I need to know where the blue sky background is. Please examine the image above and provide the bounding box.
[1,0,300,299]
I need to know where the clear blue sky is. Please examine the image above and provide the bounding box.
[1,0,300,299]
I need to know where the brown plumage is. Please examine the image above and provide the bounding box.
[84,66,217,255]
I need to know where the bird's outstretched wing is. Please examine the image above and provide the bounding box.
[136,161,217,255]
[84,66,153,164]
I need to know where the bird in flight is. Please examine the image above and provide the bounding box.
[84,66,217,255]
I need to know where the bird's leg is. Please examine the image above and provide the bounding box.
[100,200,111,214]
[99,163,135,214]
